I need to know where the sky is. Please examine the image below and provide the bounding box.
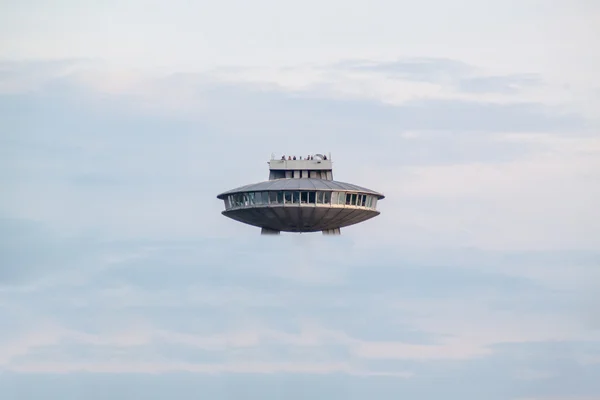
[1,1,600,399]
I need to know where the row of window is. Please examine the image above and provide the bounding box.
[224,191,379,210]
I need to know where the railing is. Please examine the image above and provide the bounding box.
[270,153,332,161]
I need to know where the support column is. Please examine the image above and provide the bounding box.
[322,228,341,235]
[261,227,280,235]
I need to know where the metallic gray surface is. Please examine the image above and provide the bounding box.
[217,178,385,199]
[221,205,380,233]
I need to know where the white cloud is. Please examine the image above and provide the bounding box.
[352,132,600,251]
[1,1,599,398]
[2,63,593,245]
[6,360,413,377]
[2,290,596,375]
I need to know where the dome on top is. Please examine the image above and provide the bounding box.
[217,178,384,199]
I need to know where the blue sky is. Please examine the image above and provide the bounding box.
[1,1,600,399]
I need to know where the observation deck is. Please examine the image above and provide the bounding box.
[268,153,333,180]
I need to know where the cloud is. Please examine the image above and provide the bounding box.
[1,59,594,252]
[1,218,597,382]
[2,1,599,399]
[1,57,598,400]
[333,57,543,96]
[457,74,542,94]
[334,57,473,81]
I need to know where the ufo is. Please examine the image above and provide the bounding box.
[216,153,384,235]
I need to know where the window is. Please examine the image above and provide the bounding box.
[248,192,255,205]
[351,193,357,206]
[323,192,331,204]
[254,192,263,205]
[366,195,372,208]
[292,191,300,204]
[271,170,285,180]
[337,192,345,205]
[300,192,308,204]
[277,191,284,204]
[284,191,292,204]
[317,192,325,204]
[269,191,278,204]
[372,198,377,208]
[261,192,269,204]
[346,193,352,205]
[361,194,366,207]
[308,191,316,204]
[330,192,338,205]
